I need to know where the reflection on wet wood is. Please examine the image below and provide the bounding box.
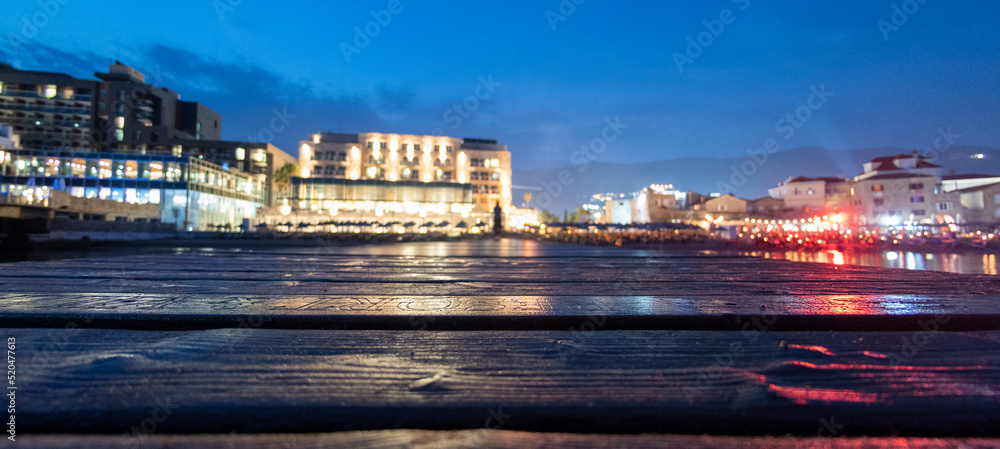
[16,328,1000,436]
[3,240,999,441]
[18,430,1000,449]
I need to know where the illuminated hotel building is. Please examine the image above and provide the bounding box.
[294,132,511,225]
[0,148,265,231]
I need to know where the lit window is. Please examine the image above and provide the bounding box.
[115,116,125,129]
[114,129,124,141]
[99,159,112,178]
[236,147,245,161]
[43,85,57,99]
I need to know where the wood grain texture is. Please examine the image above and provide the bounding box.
[2,241,999,328]
[5,240,999,439]
[12,328,1000,436]
[18,431,1000,449]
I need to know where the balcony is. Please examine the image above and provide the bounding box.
[0,104,92,115]
[0,89,93,103]
[0,88,42,99]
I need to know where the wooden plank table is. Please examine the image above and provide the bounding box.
[2,239,999,448]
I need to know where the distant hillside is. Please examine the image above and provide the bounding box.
[511,145,1000,213]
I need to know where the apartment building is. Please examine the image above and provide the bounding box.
[0,63,98,150]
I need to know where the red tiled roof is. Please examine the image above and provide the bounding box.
[866,153,930,164]
[787,176,847,183]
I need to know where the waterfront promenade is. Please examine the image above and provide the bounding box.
[2,239,1000,447]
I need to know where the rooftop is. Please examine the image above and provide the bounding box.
[859,172,937,181]
[786,176,848,184]
[942,174,1000,180]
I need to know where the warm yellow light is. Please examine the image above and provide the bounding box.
[313,135,320,144]
[832,214,844,223]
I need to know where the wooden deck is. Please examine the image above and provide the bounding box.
[3,239,999,447]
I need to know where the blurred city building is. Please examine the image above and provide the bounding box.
[287,132,512,229]
[0,148,265,231]
[0,62,295,231]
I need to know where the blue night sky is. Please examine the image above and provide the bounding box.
[1,1,997,170]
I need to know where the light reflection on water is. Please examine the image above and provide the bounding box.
[743,250,999,275]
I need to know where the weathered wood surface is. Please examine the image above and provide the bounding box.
[0,297,994,331]
[14,328,1000,436]
[18,430,1000,449]
[2,241,999,331]
[4,239,1000,443]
